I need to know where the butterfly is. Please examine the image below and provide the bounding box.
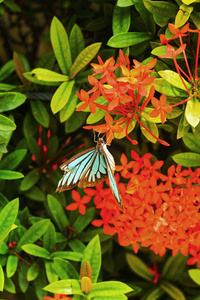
[56,137,123,209]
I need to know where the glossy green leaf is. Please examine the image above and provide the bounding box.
[45,260,58,283]
[172,152,200,167]
[0,198,18,244]
[50,16,72,74]
[23,72,61,86]
[22,244,51,259]
[112,6,130,35]
[0,83,16,91]
[0,224,17,245]
[0,264,4,291]
[43,222,56,253]
[0,170,24,179]
[17,219,50,251]
[158,70,191,91]
[6,255,18,278]
[69,24,85,62]
[182,133,200,153]
[82,235,101,283]
[4,276,16,293]
[0,92,26,112]
[0,115,16,131]
[47,194,69,231]
[87,109,106,124]
[167,107,182,119]
[175,4,193,28]
[51,251,82,261]
[143,0,178,18]
[185,98,200,127]
[160,280,185,300]
[4,0,21,12]
[88,281,133,297]
[24,186,46,201]
[68,238,86,253]
[177,113,190,139]
[20,169,41,191]
[191,11,200,30]
[51,80,75,114]
[126,253,154,281]
[0,149,27,170]
[18,261,29,293]
[0,60,15,81]
[107,32,150,48]
[117,0,134,7]
[30,68,69,82]
[140,118,158,143]
[73,207,95,233]
[162,252,188,282]
[145,287,165,300]
[69,43,101,79]
[0,193,9,212]
[54,258,79,280]
[43,279,83,295]
[188,269,200,285]
[65,111,87,133]
[30,100,50,128]
[154,78,189,97]
[27,262,40,281]
[59,85,79,122]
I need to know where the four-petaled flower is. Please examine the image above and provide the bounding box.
[150,94,172,123]
[66,190,91,215]
[76,89,100,114]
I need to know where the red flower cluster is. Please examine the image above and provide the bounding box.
[43,294,71,300]
[66,151,200,266]
[76,50,170,146]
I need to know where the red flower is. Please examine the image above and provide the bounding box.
[66,190,91,215]
[150,94,172,123]
[76,89,100,113]
[43,294,71,300]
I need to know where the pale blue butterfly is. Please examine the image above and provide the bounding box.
[56,137,123,209]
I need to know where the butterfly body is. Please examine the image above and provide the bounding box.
[56,138,123,209]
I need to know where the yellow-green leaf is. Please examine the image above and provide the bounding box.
[185,98,200,127]
[30,68,69,82]
[51,81,75,114]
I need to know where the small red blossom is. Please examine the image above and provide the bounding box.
[43,294,71,300]
[90,56,118,79]
[66,190,91,215]
[150,94,172,123]
[76,89,100,113]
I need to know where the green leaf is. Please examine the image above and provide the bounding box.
[140,118,158,143]
[0,60,15,81]
[50,16,72,74]
[54,258,79,280]
[82,235,101,283]
[188,269,200,285]
[20,169,41,191]
[65,111,87,133]
[43,222,56,253]
[175,4,193,28]
[160,280,186,300]
[45,260,58,283]
[126,253,154,281]
[87,109,106,124]
[43,279,83,295]
[59,85,79,122]
[51,251,82,261]
[182,133,200,153]
[88,281,133,297]
[154,78,189,97]
[69,43,101,79]
[18,261,29,293]
[162,252,188,282]
[27,262,40,281]
[35,270,48,299]
[0,92,26,112]
[158,70,191,91]
[0,149,27,170]
[26,135,40,162]
[17,219,50,251]
[112,6,130,35]
[117,0,134,7]
[68,238,85,253]
[145,287,165,300]
[0,198,18,244]
[0,264,4,291]
[4,0,21,12]
[13,52,30,87]
[23,72,61,86]
[172,152,200,167]
[107,32,150,48]
[6,255,18,278]
[73,207,95,233]
[167,107,182,119]
[0,170,24,179]
[143,0,178,18]
[51,80,75,114]
[4,276,16,293]
[0,114,16,131]
[185,98,200,127]
[30,100,50,128]
[177,113,190,139]
[30,68,69,82]
[24,186,46,201]
[69,24,85,62]
[47,194,70,231]
[22,244,51,259]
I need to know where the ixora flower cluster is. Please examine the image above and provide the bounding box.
[66,151,200,266]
